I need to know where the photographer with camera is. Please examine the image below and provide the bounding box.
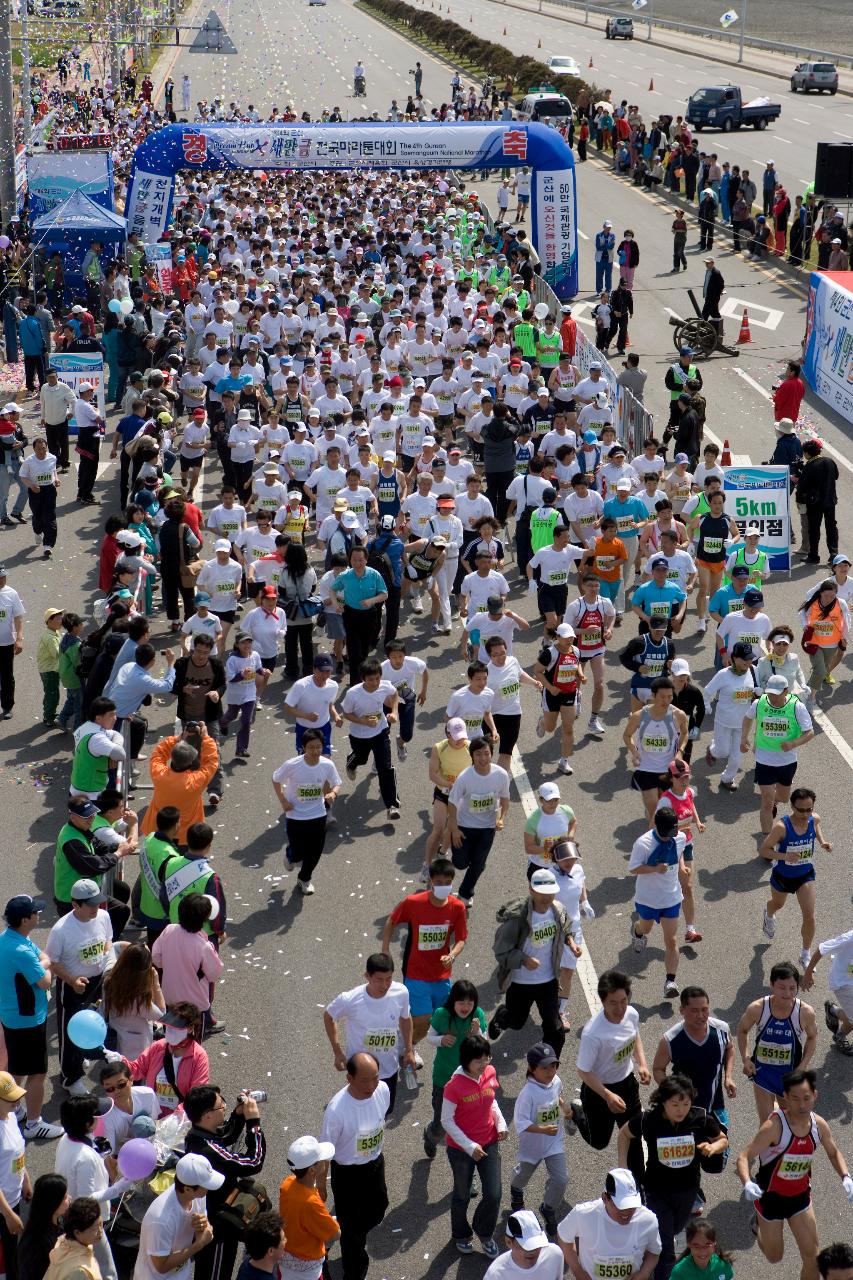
[183,1084,268,1280]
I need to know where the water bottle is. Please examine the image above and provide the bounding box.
[403,1065,419,1092]
[244,1090,268,1103]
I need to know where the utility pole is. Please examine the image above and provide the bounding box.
[20,0,32,148]
[0,0,17,224]
[737,0,748,63]
[109,4,121,92]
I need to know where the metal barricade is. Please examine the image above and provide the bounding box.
[102,718,132,898]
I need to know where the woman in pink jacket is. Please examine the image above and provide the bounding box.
[125,1002,209,1116]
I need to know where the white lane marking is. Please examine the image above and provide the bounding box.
[735,368,853,479]
[578,229,589,241]
[793,118,810,125]
[719,296,784,331]
[811,706,853,771]
[510,755,601,1015]
[774,137,792,145]
[833,130,850,137]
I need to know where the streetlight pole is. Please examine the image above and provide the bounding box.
[738,0,747,63]
[109,4,122,92]
[647,0,653,40]
[0,0,17,224]
[20,0,32,149]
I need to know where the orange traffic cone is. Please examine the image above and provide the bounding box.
[588,55,594,67]
[736,308,752,344]
[648,77,654,90]
[721,438,732,466]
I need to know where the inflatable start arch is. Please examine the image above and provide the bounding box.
[126,121,578,298]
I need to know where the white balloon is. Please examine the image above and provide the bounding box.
[119,297,134,315]
[534,302,550,321]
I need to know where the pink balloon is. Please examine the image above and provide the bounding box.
[0,237,10,249]
[117,1137,158,1181]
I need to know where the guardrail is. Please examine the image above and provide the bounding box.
[102,718,132,899]
[489,0,853,69]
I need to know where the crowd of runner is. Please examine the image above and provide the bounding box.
[0,142,852,1280]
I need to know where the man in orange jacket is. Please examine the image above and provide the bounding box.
[140,728,219,844]
[559,305,577,357]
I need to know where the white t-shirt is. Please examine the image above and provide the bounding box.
[240,605,288,660]
[178,423,209,461]
[0,586,25,646]
[206,503,247,540]
[564,490,605,546]
[46,909,113,979]
[134,1186,205,1280]
[224,651,263,705]
[466,613,518,664]
[576,1006,641,1084]
[181,612,223,644]
[484,1243,565,1280]
[196,560,242,611]
[324,982,410,1078]
[629,829,686,909]
[341,679,397,739]
[446,686,495,736]
[461,570,510,615]
[819,929,853,992]
[703,667,756,728]
[514,1074,565,1163]
[507,473,550,513]
[558,1198,661,1279]
[530,544,583,588]
[272,755,341,821]
[448,764,510,829]
[744,696,813,766]
[0,1113,25,1206]
[717,610,772,660]
[319,1082,390,1165]
[284,675,339,728]
[487,656,524,715]
[100,1087,160,1154]
[515,908,559,985]
[234,528,278,563]
[380,656,426,702]
[19,452,58,487]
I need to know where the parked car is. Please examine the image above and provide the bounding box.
[546,55,581,76]
[791,61,838,93]
[518,91,573,125]
[686,84,781,131]
[605,16,633,38]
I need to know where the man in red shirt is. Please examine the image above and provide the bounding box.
[560,306,577,357]
[773,361,805,423]
[381,857,468,1051]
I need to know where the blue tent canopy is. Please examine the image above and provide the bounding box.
[32,189,126,305]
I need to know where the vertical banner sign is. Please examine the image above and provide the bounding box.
[802,269,853,426]
[50,354,106,433]
[533,168,576,299]
[145,243,173,294]
[723,465,791,572]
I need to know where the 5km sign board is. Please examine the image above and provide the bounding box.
[723,465,791,572]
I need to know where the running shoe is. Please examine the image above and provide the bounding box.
[22,1118,63,1141]
[396,739,407,762]
[455,1240,474,1255]
[480,1239,499,1259]
[762,909,776,940]
[588,716,605,736]
[825,1000,841,1033]
[631,925,647,952]
[684,928,703,943]
[535,715,545,739]
[833,1032,853,1056]
[419,864,430,884]
[557,757,574,776]
[664,977,679,999]
[345,762,357,781]
[298,880,315,895]
[510,1187,525,1211]
[387,805,401,819]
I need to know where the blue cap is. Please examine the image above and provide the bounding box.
[4,894,46,924]
[679,346,694,357]
[195,591,212,605]
[582,430,597,444]
[313,652,333,671]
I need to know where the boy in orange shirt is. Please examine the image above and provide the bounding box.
[278,1136,340,1280]
[579,516,629,604]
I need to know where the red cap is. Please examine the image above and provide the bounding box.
[192,408,206,419]
[260,584,277,598]
[388,375,402,388]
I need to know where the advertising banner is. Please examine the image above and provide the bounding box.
[27,152,114,219]
[145,242,173,295]
[803,269,853,425]
[723,464,791,572]
[50,353,106,432]
[126,122,578,296]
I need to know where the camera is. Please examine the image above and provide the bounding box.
[238,1090,268,1104]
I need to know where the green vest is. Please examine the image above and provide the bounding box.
[139,832,181,921]
[669,362,698,401]
[515,289,531,312]
[733,546,767,583]
[70,731,110,796]
[531,508,560,553]
[537,330,562,367]
[164,856,216,934]
[754,694,800,753]
[488,266,510,291]
[513,322,537,358]
[55,822,99,903]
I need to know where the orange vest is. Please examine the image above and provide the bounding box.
[806,599,843,647]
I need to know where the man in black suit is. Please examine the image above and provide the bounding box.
[701,256,725,339]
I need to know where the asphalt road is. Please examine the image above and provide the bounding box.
[3,2,853,1276]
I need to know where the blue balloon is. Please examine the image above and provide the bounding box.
[108,298,123,314]
[67,1009,107,1050]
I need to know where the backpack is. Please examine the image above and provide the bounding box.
[367,533,395,590]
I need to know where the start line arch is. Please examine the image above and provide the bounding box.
[126,121,578,298]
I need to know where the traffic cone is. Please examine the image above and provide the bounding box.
[648,77,654,90]
[503,24,507,33]
[736,308,752,344]
[588,55,594,67]
[537,36,542,46]
[721,438,732,466]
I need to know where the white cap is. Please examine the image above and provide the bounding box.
[605,1168,642,1209]
[538,781,560,801]
[340,512,359,529]
[175,1154,225,1191]
[214,539,232,553]
[529,868,559,895]
[237,408,253,421]
[77,382,94,393]
[766,673,789,693]
[116,530,144,547]
[287,1135,335,1170]
[744,525,762,537]
[506,1209,550,1252]
[555,623,575,638]
[616,478,632,491]
[671,658,690,677]
[446,716,469,741]
[382,451,397,463]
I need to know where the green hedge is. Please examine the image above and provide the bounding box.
[356,0,597,97]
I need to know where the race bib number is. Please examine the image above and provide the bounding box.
[377,484,395,502]
[355,1125,384,1155]
[778,1154,813,1180]
[500,680,521,700]
[643,734,670,751]
[464,715,484,731]
[470,793,495,812]
[755,1041,793,1066]
[656,1135,696,1169]
[549,570,568,585]
[530,920,558,946]
[813,620,834,637]
[616,516,634,533]
[733,688,754,701]
[536,1102,560,1125]
[418,923,449,951]
[296,785,323,802]
[703,537,723,554]
[595,556,614,572]
[762,718,790,739]
[363,1028,397,1051]
[36,470,53,485]
[580,627,602,646]
[154,1069,178,1103]
[215,580,234,594]
[78,939,106,965]
[10,1152,25,1175]
[614,1038,636,1064]
[593,1259,633,1279]
[649,601,670,617]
